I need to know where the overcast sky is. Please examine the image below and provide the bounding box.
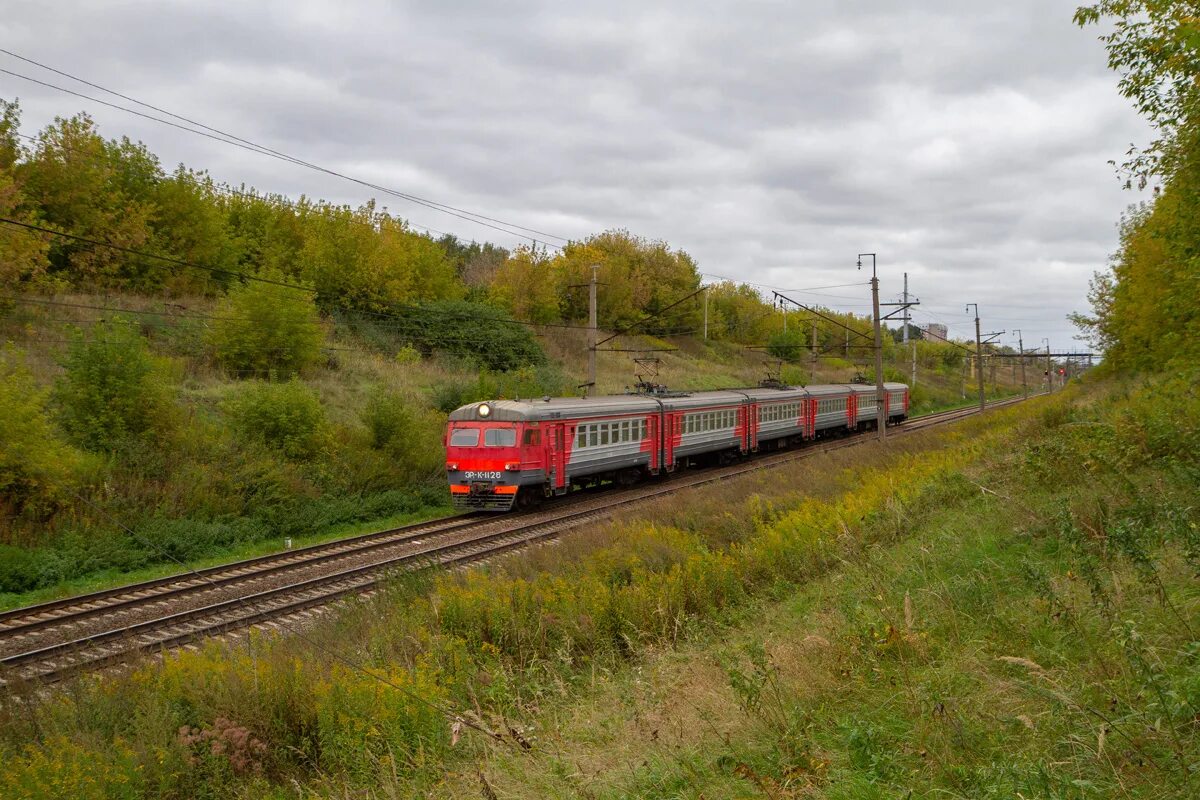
[1,0,1150,351]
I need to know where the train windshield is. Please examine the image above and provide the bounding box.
[483,428,517,447]
[449,428,480,447]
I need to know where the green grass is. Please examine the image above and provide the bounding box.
[0,503,453,611]
[438,376,1200,799]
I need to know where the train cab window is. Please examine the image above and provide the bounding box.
[449,428,480,447]
[484,428,517,447]
[522,429,541,446]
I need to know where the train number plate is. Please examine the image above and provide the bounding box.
[464,471,502,480]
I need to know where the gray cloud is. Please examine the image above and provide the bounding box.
[0,0,1150,349]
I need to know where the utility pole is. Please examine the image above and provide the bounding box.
[810,319,817,383]
[703,287,709,340]
[1043,338,1051,393]
[586,264,598,397]
[902,272,917,389]
[1014,329,1028,399]
[911,343,917,388]
[968,303,985,411]
[858,253,887,442]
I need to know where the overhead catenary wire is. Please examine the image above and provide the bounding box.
[11,131,460,242]
[0,217,587,334]
[0,56,568,247]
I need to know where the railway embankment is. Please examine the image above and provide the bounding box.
[7,375,1188,798]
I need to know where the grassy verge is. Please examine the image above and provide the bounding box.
[0,389,1014,614]
[0,383,1049,798]
[449,376,1200,799]
[0,502,454,612]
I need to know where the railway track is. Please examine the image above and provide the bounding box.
[0,395,1034,687]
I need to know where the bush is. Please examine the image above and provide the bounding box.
[53,320,175,451]
[430,364,567,413]
[223,379,327,460]
[0,348,88,517]
[767,328,808,362]
[360,389,444,479]
[206,275,324,377]
[403,300,544,371]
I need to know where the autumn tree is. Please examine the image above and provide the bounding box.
[1073,2,1200,369]
[17,113,155,289]
[489,245,559,324]
[0,100,51,293]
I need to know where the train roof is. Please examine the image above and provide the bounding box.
[448,396,661,422]
[447,383,910,422]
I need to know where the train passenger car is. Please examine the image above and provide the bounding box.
[810,385,854,435]
[445,396,660,510]
[741,387,812,450]
[884,382,910,422]
[659,391,750,467]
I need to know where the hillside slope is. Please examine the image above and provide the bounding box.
[0,291,1027,607]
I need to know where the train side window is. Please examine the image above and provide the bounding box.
[589,427,598,447]
[577,427,586,448]
[600,426,609,446]
[523,429,541,446]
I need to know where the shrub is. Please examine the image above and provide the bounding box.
[359,389,444,479]
[53,320,175,451]
[0,348,88,517]
[206,275,324,377]
[404,300,544,371]
[767,328,808,362]
[223,379,327,460]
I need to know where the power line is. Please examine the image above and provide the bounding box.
[0,55,568,247]
[12,131,459,241]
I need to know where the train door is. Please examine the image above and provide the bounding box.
[848,393,857,429]
[746,403,757,452]
[806,397,816,439]
[663,411,678,471]
[547,423,568,494]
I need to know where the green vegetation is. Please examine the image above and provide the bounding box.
[0,367,1194,797]
[0,94,1007,601]
[1072,2,1200,370]
[205,276,324,377]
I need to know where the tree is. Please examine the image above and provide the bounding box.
[489,246,560,324]
[0,102,52,294]
[17,113,155,288]
[1073,2,1200,369]
[1075,1,1200,186]
[149,167,236,295]
[206,275,325,377]
[551,230,703,332]
[295,200,463,311]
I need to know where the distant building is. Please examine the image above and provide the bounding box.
[921,323,948,342]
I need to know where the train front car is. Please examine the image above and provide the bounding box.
[445,401,545,511]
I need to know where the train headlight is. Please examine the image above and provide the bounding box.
[505,462,520,471]
[447,462,459,471]
[478,403,492,418]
